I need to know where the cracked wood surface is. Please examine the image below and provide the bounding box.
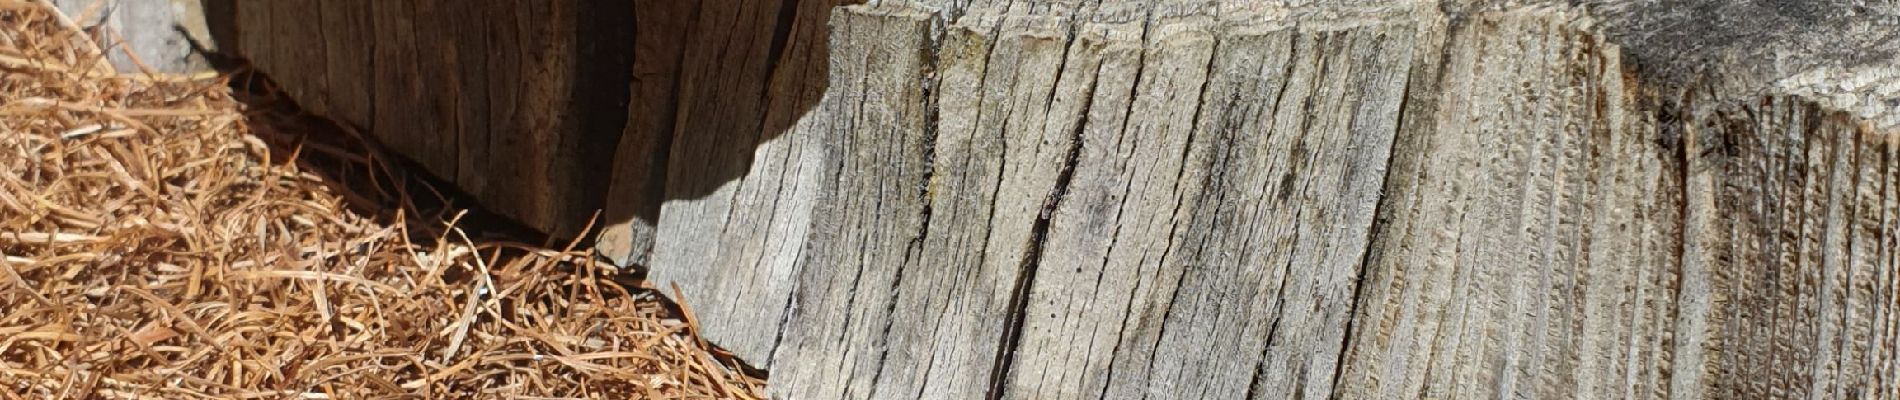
[1337,11,1682,399]
[661,3,1900,399]
[217,1,1900,398]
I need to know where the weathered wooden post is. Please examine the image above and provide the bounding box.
[202,0,1900,398]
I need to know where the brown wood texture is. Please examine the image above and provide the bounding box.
[224,0,1900,398]
[230,1,633,238]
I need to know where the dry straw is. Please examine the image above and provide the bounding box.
[0,1,763,398]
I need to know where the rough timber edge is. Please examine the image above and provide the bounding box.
[851,0,1900,134]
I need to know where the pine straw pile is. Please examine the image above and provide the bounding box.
[0,2,762,398]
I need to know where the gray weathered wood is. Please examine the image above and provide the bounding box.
[756,8,934,399]
[643,2,1900,399]
[1674,98,1899,399]
[625,0,842,366]
[1337,10,1684,399]
[179,0,1900,398]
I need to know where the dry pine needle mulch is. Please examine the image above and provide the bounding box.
[0,1,762,398]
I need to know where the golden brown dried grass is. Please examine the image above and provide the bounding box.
[0,1,762,398]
